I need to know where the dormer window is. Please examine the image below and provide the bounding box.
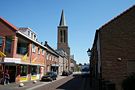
[28,31,30,36]
[31,33,33,39]
[34,35,36,40]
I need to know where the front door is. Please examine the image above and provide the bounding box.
[5,65,16,83]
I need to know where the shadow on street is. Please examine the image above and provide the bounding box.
[56,74,90,90]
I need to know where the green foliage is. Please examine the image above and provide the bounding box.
[75,65,81,71]
[122,73,135,90]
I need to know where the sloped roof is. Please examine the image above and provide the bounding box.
[99,5,135,30]
[0,17,18,31]
[91,5,135,50]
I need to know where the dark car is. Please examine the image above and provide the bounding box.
[68,71,73,75]
[81,68,90,78]
[41,72,57,81]
[62,71,69,76]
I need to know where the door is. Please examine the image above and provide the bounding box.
[5,65,16,82]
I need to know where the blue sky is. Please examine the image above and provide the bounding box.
[0,0,135,64]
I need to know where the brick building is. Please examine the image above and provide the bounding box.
[90,5,135,90]
[57,10,71,70]
[0,10,76,83]
[0,18,46,83]
[44,41,59,74]
[56,49,68,75]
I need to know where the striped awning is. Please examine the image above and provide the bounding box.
[0,51,6,57]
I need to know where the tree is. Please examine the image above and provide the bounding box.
[78,63,82,66]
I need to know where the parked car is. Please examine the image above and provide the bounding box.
[68,71,73,75]
[41,72,57,81]
[62,71,69,76]
[81,68,90,77]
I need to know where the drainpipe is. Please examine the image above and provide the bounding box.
[29,43,32,81]
[2,36,6,84]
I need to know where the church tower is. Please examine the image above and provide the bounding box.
[57,10,70,69]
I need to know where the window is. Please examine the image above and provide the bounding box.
[54,57,56,62]
[20,65,28,76]
[64,30,66,43]
[55,58,57,62]
[50,55,52,60]
[52,56,53,61]
[17,40,28,55]
[60,30,63,43]
[31,66,37,75]
[42,49,45,55]
[46,53,49,60]
[5,36,12,54]
[32,44,36,52]
[31,33,33,39]
[34,35,36,40]
[0,36,2,47]
[37,66,40,74]
[28,31,30,36]
[38,47,40,54]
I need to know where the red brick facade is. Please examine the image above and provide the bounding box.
[45,42,59,74]
[0,17,47,83]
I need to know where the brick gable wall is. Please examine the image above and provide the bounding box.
[100,6,135,90]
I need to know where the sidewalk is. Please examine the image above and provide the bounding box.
[0,75,66,90]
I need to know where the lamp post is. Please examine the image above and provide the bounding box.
[87,48,91,72]
[87,48,91,58]
[87,48,91,74]
[87,48,91,71]
[87,48,92,87]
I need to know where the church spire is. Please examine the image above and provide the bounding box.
[59,10,67,26]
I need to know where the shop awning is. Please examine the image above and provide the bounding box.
[51,64,59,67]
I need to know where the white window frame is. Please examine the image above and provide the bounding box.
[38,47,40,54]
[32,43,36,52]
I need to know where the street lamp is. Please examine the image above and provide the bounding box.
[87,48,91,68]
[87,48,91,57]
[87,48,92,87]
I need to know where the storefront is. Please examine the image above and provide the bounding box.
[51,64,59,74]
[19,64,45,82]
[0,57,45,83]
[0,63,17,83]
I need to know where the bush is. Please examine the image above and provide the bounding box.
[122,73,135,90]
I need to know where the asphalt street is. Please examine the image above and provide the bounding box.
[0,73,90,90]
[28,74,90,90]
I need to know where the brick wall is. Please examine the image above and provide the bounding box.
[0,19,16,57]
[99,6,135,90]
